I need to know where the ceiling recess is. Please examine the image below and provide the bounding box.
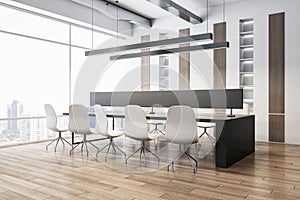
[147,0,202,24]
[70,0,152,28]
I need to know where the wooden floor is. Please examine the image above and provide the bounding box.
[0,137,300,200]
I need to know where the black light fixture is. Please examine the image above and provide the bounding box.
[85,33,213,56]
[110,42,229,60]
[86,0,229,59]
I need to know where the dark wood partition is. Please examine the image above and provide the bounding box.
[141,35,150,91]
[269,12,285,142]
[179,28,190,90]
[214,22,227,89]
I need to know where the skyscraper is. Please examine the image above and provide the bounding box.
[7,100,23,132]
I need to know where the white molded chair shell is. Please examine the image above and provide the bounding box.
[94,104,126,160]
[44,104,71,151]
[68,104,99,155]
[165,105,198,145]
[94,104,108,135]
[124,105,160,163]
[45,104,62,132]
[124,105,149,140]
[68,104,91,135]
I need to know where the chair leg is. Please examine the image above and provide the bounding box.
[126,147,143,164]
[144,147,160,162]
[46,138,58,150]
[54,137,61,152]
[167,151,185,171]
[46,132,72,151]
[167,146,198,173]
[96,143,110,157]
[60,138,65,146]
[84,141,89,156]
[112,142,127,160]
[61,137,73,147]
[69,143,80,155]
[184,152,198,173]
[96,138,126,161]
[126,141,160,164]
[199,127,215,145]
[206,133,215,144]
[111,144,117,154]
[88,141,99,152]
[105,143,111,161]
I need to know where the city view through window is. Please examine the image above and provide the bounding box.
[0,1,111,145]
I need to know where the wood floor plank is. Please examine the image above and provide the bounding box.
[0,190,34,200]
[0,181,50,199]
[0,141,300,199]
[0,174,41,190]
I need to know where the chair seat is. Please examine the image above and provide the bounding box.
[147,120,164,126]
[148,132,163,140]
[197,122,215,128]
[80,128,97,135]
[55,127,68,132]
[107,130,124,138]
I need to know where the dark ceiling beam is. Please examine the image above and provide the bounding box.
[148,0,202,24]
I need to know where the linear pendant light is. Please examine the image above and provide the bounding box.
[110,41,229,60]
[85,33,213,56]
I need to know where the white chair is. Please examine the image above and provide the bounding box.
[94,104,126,161]
[197,108,216,145]
[124,105,160,163]
[44,104,72,152]
[165,105,199,173]
[68,104,99,156]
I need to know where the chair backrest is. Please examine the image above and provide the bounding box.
[94,104,108,135]
[68,104,91,134]
[124,105,148,140]
[44,104,57,131]
[165,105,198,145]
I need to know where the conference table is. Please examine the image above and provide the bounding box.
[68,110,254,168]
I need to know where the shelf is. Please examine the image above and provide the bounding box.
[242,87,254,90]
[159,65,169,68]
[240,58,253,62]
[240,85,254,87]
[243,99,254,103]
[240,71,254,75]
[240,18,254,111]
[240,31,254,35]
[240,45,254,48]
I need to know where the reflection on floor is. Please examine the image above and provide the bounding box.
[1,137,300,199]
[92,135,216,173]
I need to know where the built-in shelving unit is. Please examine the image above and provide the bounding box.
[239,18,254,112]
[159,33,169,89]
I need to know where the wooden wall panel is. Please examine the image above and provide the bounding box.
[141,35,150,91]
[179,28,190,90]
[269,115,285,142]
[269,13,285,114]
[269,12,285,142]
[213,22,227,89]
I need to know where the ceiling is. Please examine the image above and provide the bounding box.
[103,0,246,19]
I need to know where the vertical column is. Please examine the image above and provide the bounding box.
[179,28,190,90]
[269,12,285,142]
[141,35,150,91]
[213,22,227,89]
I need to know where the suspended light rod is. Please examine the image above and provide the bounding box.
[110,41,229,60]
[85,33,213,56]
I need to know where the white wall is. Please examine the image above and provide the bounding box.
[152,0,300,144]
[73,0,300,144]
